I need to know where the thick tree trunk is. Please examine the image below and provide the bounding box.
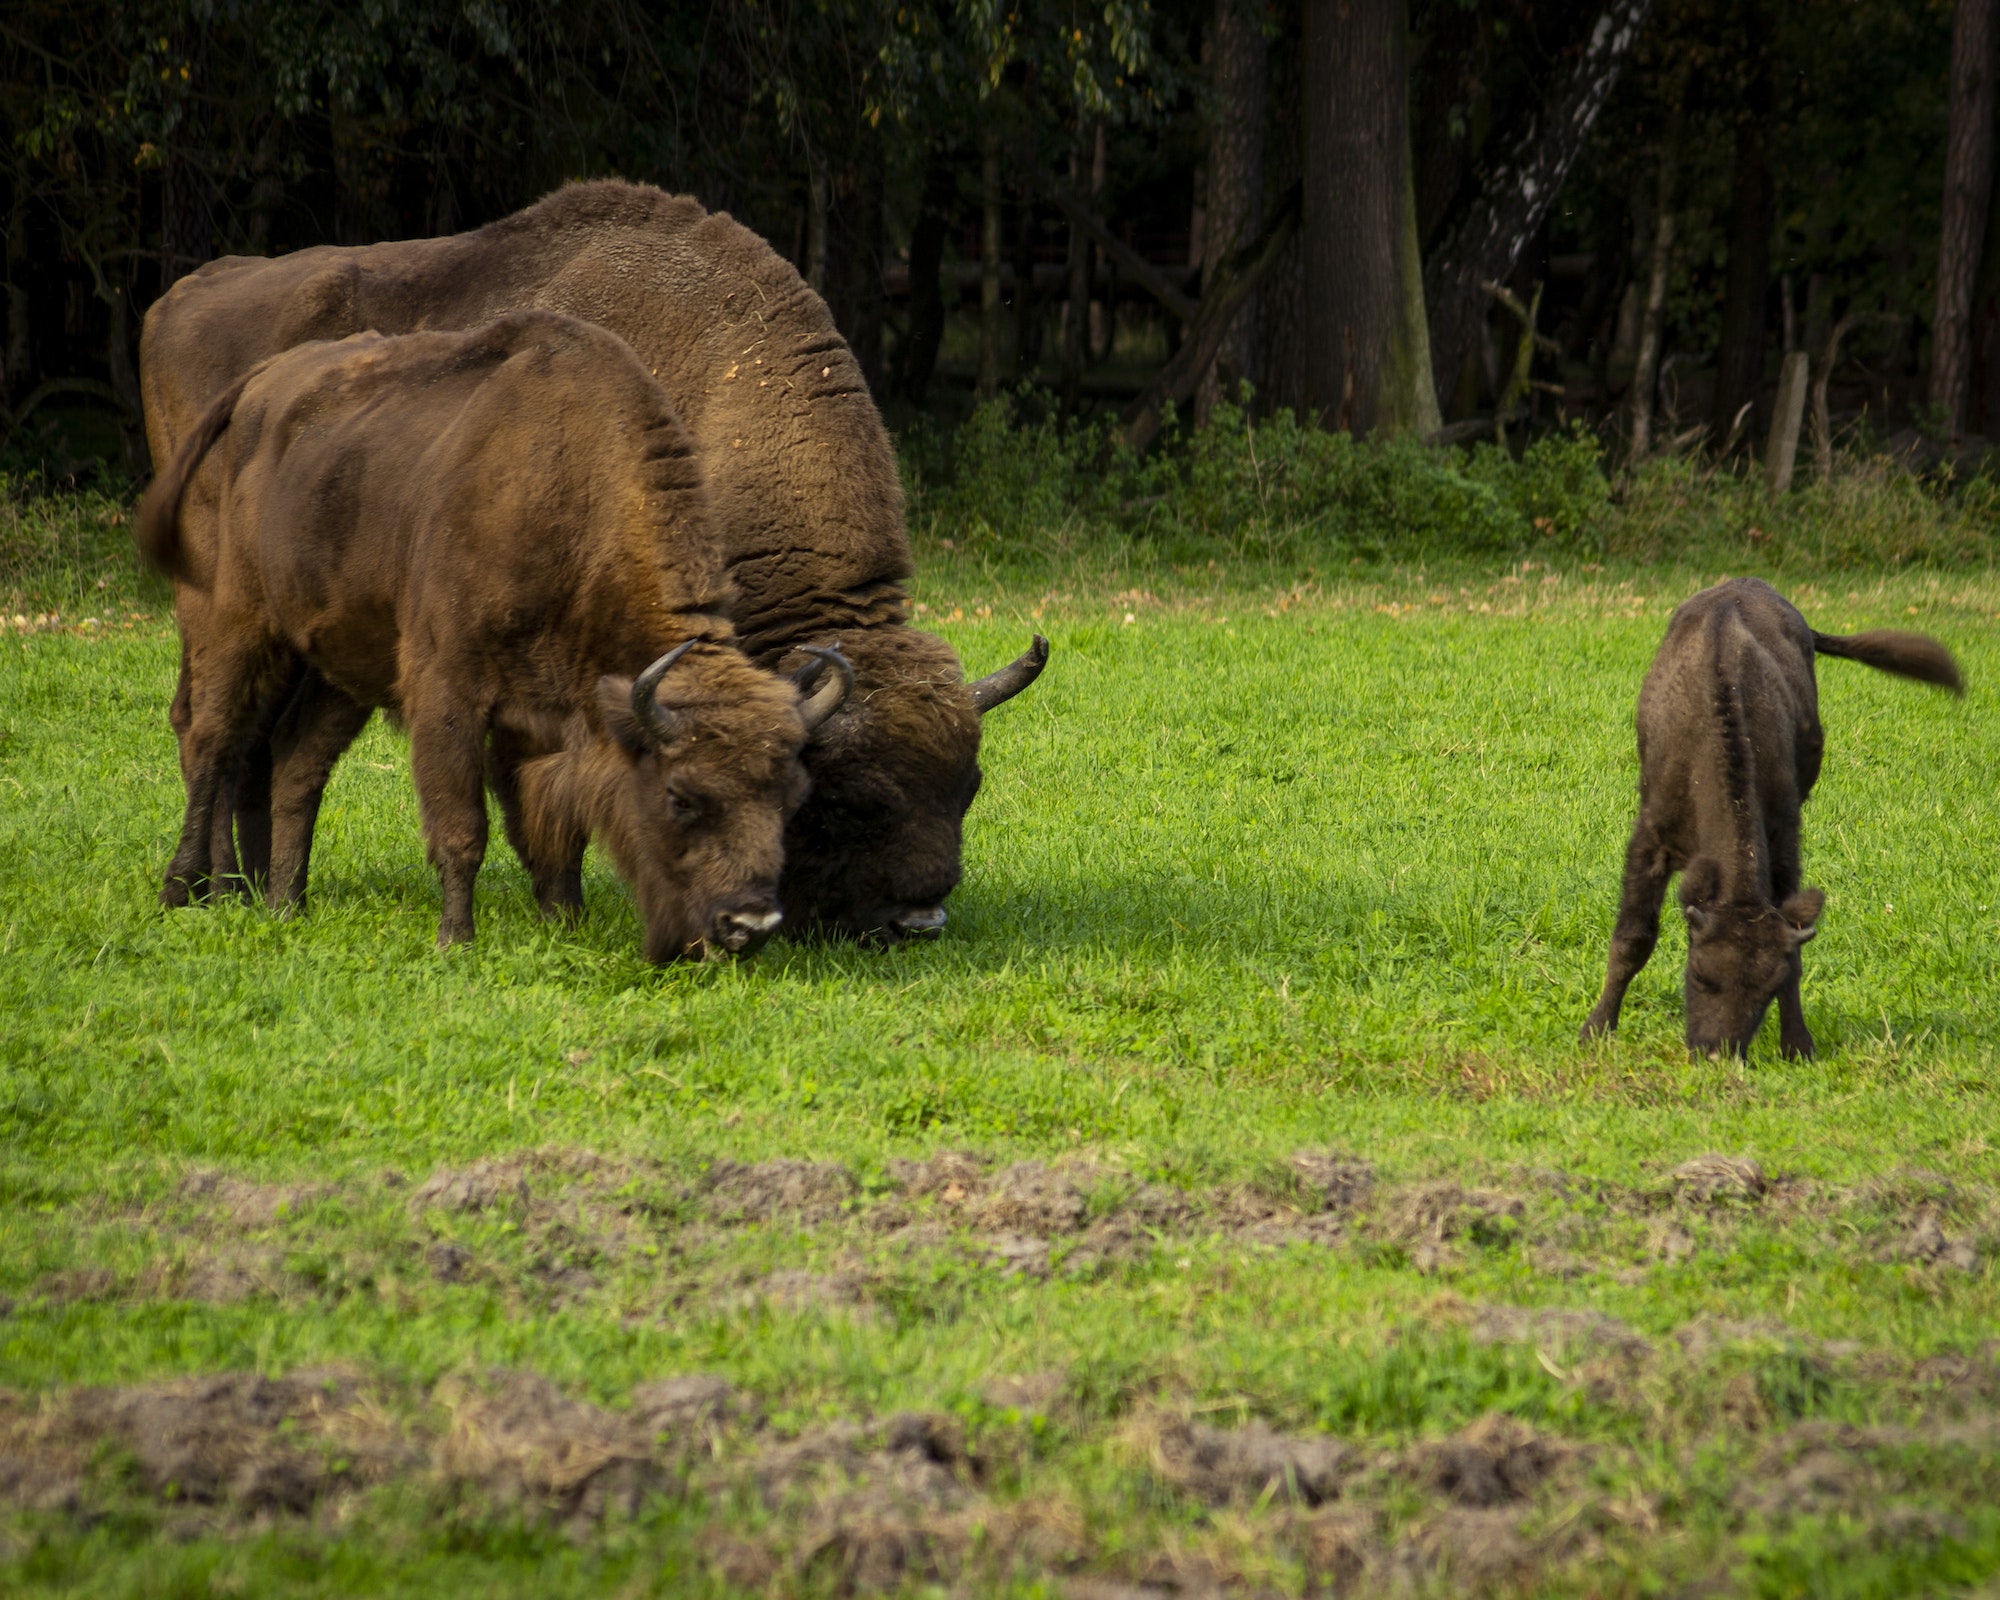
[1709,2,1777,441]
[1198,0,1268,423]
[1301,0,1438,435]
[978,124,1004,398]
[1423,0,1656,402]
[899,151,955,405]
[1933,0,1999,434]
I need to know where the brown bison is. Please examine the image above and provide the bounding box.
[136,311,852,961]
[140,180,1046,944]
[1581,577,1962,1057]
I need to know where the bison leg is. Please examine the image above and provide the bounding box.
[163,627,285,908]
[265,673,373,913]
[1775,964,1815,1059]
[487,729,585,922]
[408,704,489,948]
[1580,822,1671,1043]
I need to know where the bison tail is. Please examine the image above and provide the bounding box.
[1811,629,1965,696]
[135,372,252,580]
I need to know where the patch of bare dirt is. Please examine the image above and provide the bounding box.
[411,1157,535,1215]
[1470,1305,1653,1361]
[1373,1184,1526,1271]
[1136,1414,1350,1506]
[1892,1210,1982,1272]
[967,1161,1093,1234]
[1410,1414,1569,1508]
[434,1369,673,1524]
[699,1159,857,1225]
[735,1269,874,1315]
[0,1369,408,1518]
[177,1169,329,1227]
[1670,1155,1766,1203]
[1406,1506,1535,1585]
[1290,1152,1376,1210]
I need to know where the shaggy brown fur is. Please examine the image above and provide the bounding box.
[140,180,1047,941]
[138,310,825,961]
[1581,577,1962,1056]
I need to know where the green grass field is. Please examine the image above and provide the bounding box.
[4,506,2000,1596]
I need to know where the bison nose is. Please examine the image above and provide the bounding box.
[894,905,948,937]
[713,906,784,954]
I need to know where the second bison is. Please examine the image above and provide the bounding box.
[137,310,850,960]
[1582,577,1962,1057]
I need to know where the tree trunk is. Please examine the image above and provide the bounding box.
[1088,123,1112,362]
[1709,1,1777,442]
[1301,0,1438,435]
[806,157,829,297]
[1423,0,1656,403]
[1063,128,1092,412]
[1933,0,1999,435]
[1628,111,1681,461]
[4,183,30,407]
[899,150,955,405]
[1198,0,1268,423]
[978,123,1004,398]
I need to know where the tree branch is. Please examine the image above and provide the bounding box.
[1049,182,1200,324]
[1424,0,1658,398]
[1117,184,1303,453]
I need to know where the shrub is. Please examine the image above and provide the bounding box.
[905,391,1999,575]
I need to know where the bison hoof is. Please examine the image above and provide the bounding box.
[160,877,196,909]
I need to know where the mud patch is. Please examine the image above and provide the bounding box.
[434,1370,672,1523]
[700,1159,857,1225]
[1470,1305,1652,1361]
[1411,1414,1569,1507]
[1137,1414,1350,1506]
[735,1269,874,1315]
[0,1369,407,1518]
[1375,1184,1526,1270]
[1670,1155,1766,1203]
[1893,1210,1982,1272]
[178,1169,329,1227]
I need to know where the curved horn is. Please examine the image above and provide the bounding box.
[968,634,1049,713]
[795,646,856,732]
[630,639,699,744]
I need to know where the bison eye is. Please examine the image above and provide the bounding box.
[665,787,705,824]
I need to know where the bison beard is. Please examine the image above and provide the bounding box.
[139,179,1048,943]
[1581,577,1962,1057]
[136,311,850,961]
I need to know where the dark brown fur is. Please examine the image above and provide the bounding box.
[138,311,815,961]
[1581,577,1963,1057]
[140,180,1045,942]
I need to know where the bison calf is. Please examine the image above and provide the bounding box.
[137,311,851,960]
[1581,577,1961,1057]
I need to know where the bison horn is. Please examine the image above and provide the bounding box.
[794,646,856,732]
[630,639,699,745]
[968,635,1050,713]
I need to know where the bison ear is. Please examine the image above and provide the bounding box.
[1781,887,1825,946]
[596,675,647,755]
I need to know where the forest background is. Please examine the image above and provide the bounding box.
[3,0,1999,516]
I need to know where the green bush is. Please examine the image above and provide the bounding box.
[904,389,1998,575]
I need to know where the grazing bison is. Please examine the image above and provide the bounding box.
[1580,578,1962,1057]
[140,179,1046,943]
[136,311,852,961]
